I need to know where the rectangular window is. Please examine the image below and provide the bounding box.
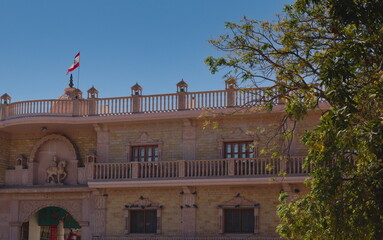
[224,142,255,159]
[130,210,157,233]
[224,208,254,233]
[131,145,159,162]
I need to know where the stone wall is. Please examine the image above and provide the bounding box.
[103,184,307,236]
[107,119,184,162]
[0,133,10,185]
[7,128,96,167]
[105,187,182,235]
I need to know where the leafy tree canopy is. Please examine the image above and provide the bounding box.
[205,0,383,239]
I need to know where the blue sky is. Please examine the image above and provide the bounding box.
[0,0,294,102]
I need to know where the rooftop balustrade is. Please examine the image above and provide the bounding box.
[0,87,280,121]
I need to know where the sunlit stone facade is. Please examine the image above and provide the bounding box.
[0,80,325,239]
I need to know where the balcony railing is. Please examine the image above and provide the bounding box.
[0,88,280,120]
[89,157,308,181]
[93,236,282,240]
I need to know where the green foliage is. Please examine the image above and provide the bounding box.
[206,0,383,239]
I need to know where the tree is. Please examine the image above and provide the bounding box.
[205,0,383,239]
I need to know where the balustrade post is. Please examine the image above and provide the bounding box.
[177,92,187,110]
[87,98,96,115]
[72,99,79,116]
[132,95,141,113]
[178,160,186,178]
[280,157,287,174]
[227,88,236,107]
[86,162,95,180]
[228,160,235,176]
[131,162,139,178]
[0,104,7,120]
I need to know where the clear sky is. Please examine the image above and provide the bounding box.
[0,0,294,102]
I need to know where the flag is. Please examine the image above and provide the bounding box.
[66,52,80,74]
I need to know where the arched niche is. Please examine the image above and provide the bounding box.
[29,134,80,185]
[19,200,82,224]
[29,134,78,162]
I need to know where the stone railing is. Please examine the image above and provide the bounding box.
[92,235,282,240]
[0,88,279,120]
[88,157,308,181]
[4,157,308,186]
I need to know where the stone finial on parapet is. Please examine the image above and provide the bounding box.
[225,76,237,106]
[1,93,11,104]
[87,86,99,99]
[177,79,188,110]
[225,76,237,89]
[131,83,142,96]
[177,79,188,93]
[86,151,97,163]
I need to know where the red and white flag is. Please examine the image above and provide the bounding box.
[66,52,80,74]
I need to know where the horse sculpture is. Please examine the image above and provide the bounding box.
[46,160,67,184]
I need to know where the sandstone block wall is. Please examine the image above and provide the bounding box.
[105,187,183,235]
[104,184,307,236]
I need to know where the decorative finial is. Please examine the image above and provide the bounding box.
[69,74,74,88]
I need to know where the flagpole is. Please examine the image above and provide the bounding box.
[77,51,80,89]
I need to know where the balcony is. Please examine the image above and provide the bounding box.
[87,156,309,188]
[4,155,308,187]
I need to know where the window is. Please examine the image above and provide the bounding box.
[130,210,157,233]
[132,145,159,162]
[224,141,255,159]
[224,208,254,233]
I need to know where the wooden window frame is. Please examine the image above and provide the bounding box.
[223,208,255,233]
[129,209,157,233]
[131,145,159,162]
[124,208,162,235]
[223,141,256,159]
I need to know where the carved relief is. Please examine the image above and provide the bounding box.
[18,200,82,223]
[219,195,258,207]
[124,196,161,209]
[222,127,259,141]
[46,156,68,184]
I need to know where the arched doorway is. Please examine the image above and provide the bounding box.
[21,206,81,240]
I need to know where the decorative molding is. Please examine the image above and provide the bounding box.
[221,127,259,142]
[18,200,82,223]
[218,128,260,158]
[217,196,260,234]
[219,196,259,207]
[123,197,162,234]
[132,132,161,145]
[126,132,163,161]
[124,197,161,210]
[29,134,77,163]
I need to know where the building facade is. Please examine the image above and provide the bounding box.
[0,79,324,240]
